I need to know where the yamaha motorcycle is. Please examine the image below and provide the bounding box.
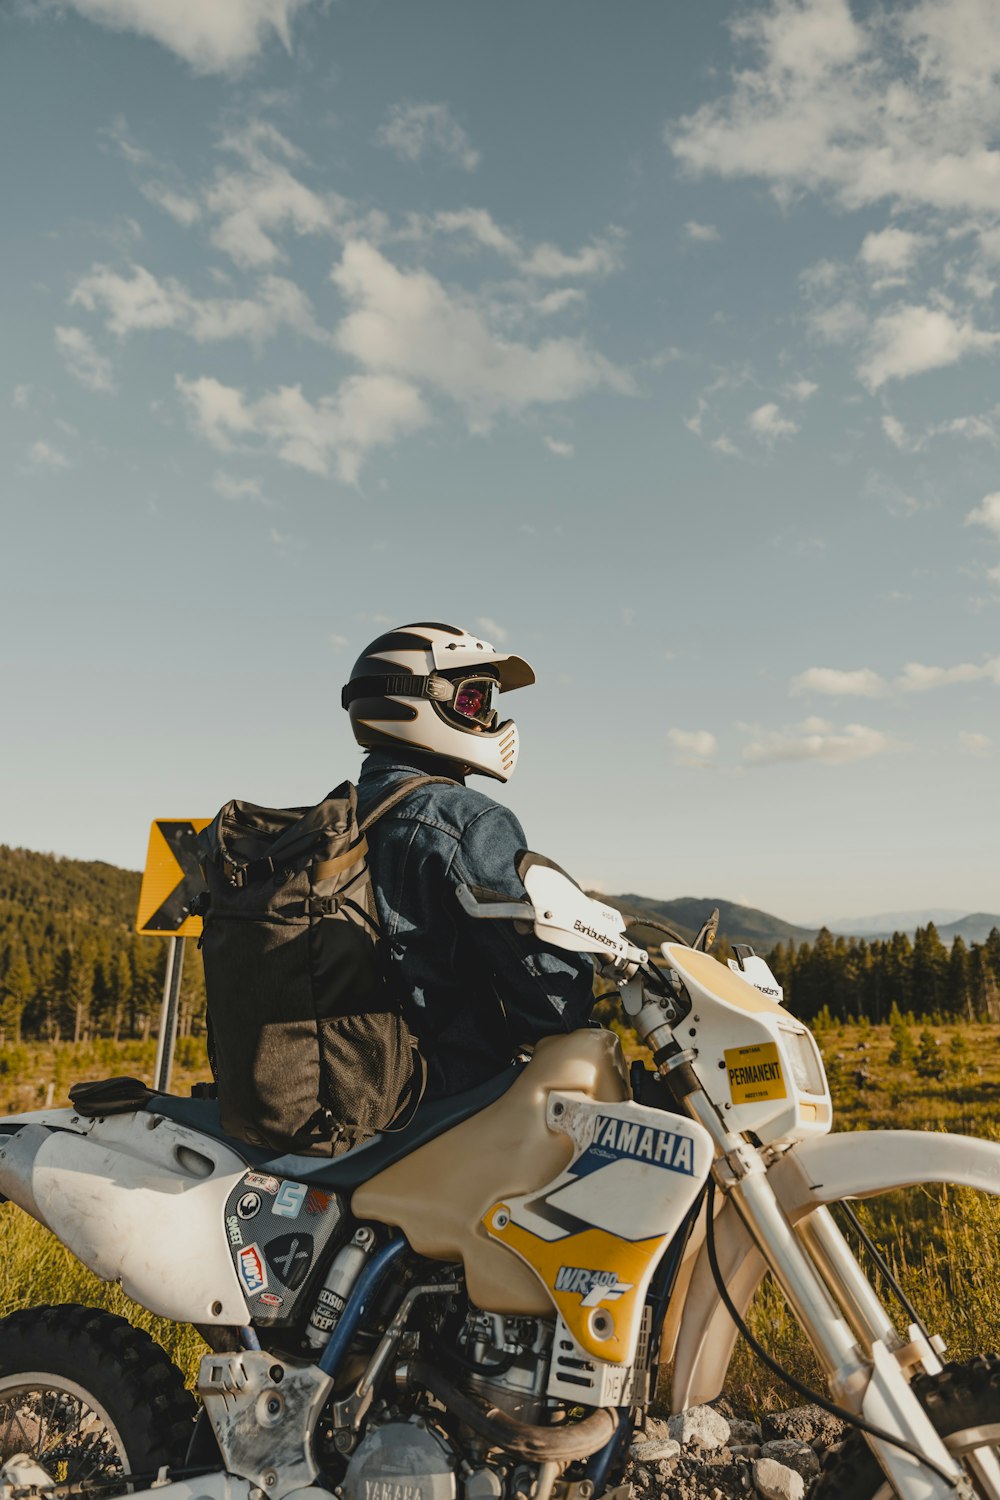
[0,860,997,1500]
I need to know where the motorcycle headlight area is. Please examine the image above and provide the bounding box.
[779,1026,828,1098]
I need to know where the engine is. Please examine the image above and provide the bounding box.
[339,1311,555,1500]
[340,1417,460,1500]
[457,1311,554,1425]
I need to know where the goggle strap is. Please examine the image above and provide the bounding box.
[342,673,477,709]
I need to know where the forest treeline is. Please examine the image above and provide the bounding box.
[2,842,999,1041]
[766,923,1000,1023]
[0,844,205,1043]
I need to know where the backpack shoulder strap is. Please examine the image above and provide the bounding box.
[358,775,458,834]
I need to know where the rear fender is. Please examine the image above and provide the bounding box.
[669,1129,1000,1412]
[0,1109,251,1325]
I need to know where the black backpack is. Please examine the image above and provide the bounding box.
[196,776,453,1156]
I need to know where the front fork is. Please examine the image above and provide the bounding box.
[649,1038,976,1500]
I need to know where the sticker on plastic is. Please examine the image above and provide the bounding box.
[725,1041,787,1105]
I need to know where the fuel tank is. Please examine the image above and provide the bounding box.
[0,1108,251,1325]
[352,1029,630,1314]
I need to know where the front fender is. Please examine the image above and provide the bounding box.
[669,1129,1000,1413]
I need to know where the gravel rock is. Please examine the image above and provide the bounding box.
[751,1457,806,1500]
[727,1419,764,1447]
[668,1403,732,1450]
[761,1404,846,1451]
[631,1438,681,1463]
[650,1454,753,1499]
[635,1415,674,1444]
[760,1441,820,1480]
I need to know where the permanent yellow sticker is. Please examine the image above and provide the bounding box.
[725,1041,787,1106]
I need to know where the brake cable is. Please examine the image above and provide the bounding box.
[703,1176,959,1490]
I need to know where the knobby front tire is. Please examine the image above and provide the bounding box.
[813,1354,1000,1499]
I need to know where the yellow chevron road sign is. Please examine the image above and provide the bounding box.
[136,819,211,936]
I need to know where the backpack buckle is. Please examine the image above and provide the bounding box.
[306,894,340,917]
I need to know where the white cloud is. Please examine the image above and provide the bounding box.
[742,716,891,766]
[858,304,1000,389]
[70,263,323,345]
[791,666,888,697]
[58,0,312,75]
[12,384,33,410]
[212,471,268,503]
[28,440,69,470]
[142,183,202,226]
[399,208,623,281]
[176,371,429,483]
[375,102,480,172]
[859,227,926,276]
[330,239,632,427]
[544,436,574,457]
[791,654,1000,696]
[474,616,507,644]
[748,402,799,442]
[959,730,991,755]
[109,117,356,270]
[897,657,1000,691]
[783,378,818,401]
[54,325,115,392]
[206,124,344,268]
[810,297,867,345]
[405,207,519,259]
[712,434,741,457]
[668,728,718,767]
[520,231,624,280]
[667,0,1000,220]
[684,221,720,242]
[928,407,1000,446]
[534,288,587,316]
[881,413,909,449]
[966,492,1000,538]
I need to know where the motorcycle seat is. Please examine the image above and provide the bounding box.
[142,1064,522,1190]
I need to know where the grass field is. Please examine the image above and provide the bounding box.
[0,1023,996,1413]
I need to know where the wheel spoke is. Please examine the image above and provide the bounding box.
[0,1385,124,1489]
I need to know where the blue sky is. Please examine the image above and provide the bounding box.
[2,0,999,923]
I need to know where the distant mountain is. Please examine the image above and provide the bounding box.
[607,893,818,952]
[604,893,1000,954]
[936,913,1000,946]
[828,908,966,935]
[826,908,1000,945]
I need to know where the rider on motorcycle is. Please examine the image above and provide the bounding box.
[343,621,596,1100]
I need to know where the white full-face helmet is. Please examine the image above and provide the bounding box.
[342,622,535,782]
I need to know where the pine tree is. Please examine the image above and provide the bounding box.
[947,936,971,1020]
[911,923,949,1015]
[915,1026,944,1080]
[888,1002,915,1066]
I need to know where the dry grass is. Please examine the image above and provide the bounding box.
[717,1018,1000,1416]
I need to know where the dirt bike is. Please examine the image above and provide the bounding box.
[0,856,997,1500]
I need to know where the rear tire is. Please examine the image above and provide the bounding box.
[0,1304,196,1491]
[813,1355,1000,1499]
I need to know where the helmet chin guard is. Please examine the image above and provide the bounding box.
[342,622,533,782]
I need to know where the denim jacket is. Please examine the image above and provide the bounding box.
[356,749,596,1098]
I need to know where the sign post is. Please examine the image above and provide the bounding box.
[136,819,210,1094]
[152,935,185,1093]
